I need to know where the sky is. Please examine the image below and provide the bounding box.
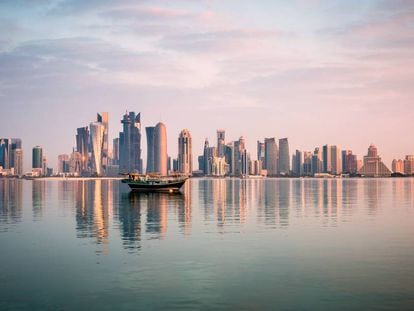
[0,0,413,171]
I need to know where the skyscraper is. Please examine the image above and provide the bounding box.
[13,149,23,175]
[89,122,105,176]
[278,138,290,175]
[178,129,193,175]
[292,149,304,176]
[119,112,142,173]
[264,138,278,176]
[392,159,404,174]
[330,145,342,175]
[97,112,109,175]
[58,154,70,174]
[0,138,21,171]
[217,130,225,158]
[146,126,155,173]
[112,138,119,165]
[234,137,246,176]
[225,143,235,176]
[76,126,89,175]
[241,149,250,176]
[257,140,265,166]
[404,155,414,175]
[32,146,43,169]
[358,145,391,177]
[146,122,167,175]
[322,144,331,173]
[311,147,323,175]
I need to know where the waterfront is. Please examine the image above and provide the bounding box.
[1,178,414,310]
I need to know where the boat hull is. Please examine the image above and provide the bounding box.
[122,179,187,192]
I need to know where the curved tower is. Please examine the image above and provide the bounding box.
[178,129,192,175]
[90,122,105,176]
[154,122,167,176]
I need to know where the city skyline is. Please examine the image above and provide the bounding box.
[1,1,414,171]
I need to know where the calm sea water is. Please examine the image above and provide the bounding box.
[0,178,414,310]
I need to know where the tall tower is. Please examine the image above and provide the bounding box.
[90,122,105,176]
[217,129,225,157]
[154,122,167,175]
[178,129,193,175]
[264,138,278,176]
[32,145,43,169]
[203,138,210,175]
[330,145,342,175]
[322,144,331,173]
[97,112,109,175]
[146,126,155,173]
[146,122,168,175]
[120,112,142,173]
[278,138,290,175]
[76,126,89,174]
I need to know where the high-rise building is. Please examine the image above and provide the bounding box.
[112,138,120,165]
[225,143,234,175]
[311,147,323,175]
[330,145,342,175]
[257,141,265,166]
[97,112,109,175]
[303,151,312,176]
[198,155,205,172]
[233,137,246,176]
[404,155,414,175]
[89,122,105,176]
[42,156,48,176]
[392,159,404,174]
[119,112,142,173]
[241,149,250,176]
[322,144,331,173]
[146,126,155,173]
[178,129,193,175]
[58,154,70,174]
[342,150,358,174]
[12,148,23,175]
[202,138,210,175]
[358,145,391,177]
[217,130,225,158]
[0,138,22,171]
[292,150,304,176]
[76,126,89,175]
[264,138,278,176]
[70,151,82,175]
[146,122,167,175]
[32,146,43,169]
[278,138,290,175]
[0,138,11,169]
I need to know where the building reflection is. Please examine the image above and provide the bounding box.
[0,179,23,227]
[32,180,46,220]
[74,180,112,254]
[118,192,143,251]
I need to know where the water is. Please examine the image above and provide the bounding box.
[0,178,414,310]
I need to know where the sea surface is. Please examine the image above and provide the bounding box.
[0,178,414,310]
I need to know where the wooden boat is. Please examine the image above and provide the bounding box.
[121,173,188,192]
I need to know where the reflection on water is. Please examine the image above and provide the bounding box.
[1,178,414,246]
[1,178,414,310]
[0,179,22,230]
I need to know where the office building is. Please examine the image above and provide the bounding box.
[292,150,304,176]
[58,154,70,174]
[97,112,109,175]
[90,122,105,176]
[224,143,234,176]
[264,138,278,176]
[76,126,89,175]
[217,130,225,158]
[178,129,193,175]
[278,138,290,175]
[112,138,120,165]
[12,149,23,175]
[358,145,391,177]
[392,159,404,174]
[311,147,323,175]
[322,144,331,173]
[257,141,265,167]
[32,145,43,169]
[241,149,250,176]
[119,112,142,173]
[330,145,342,175]
[404,155,414,175]
[146,122,167,175]
[303,151,312,176]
